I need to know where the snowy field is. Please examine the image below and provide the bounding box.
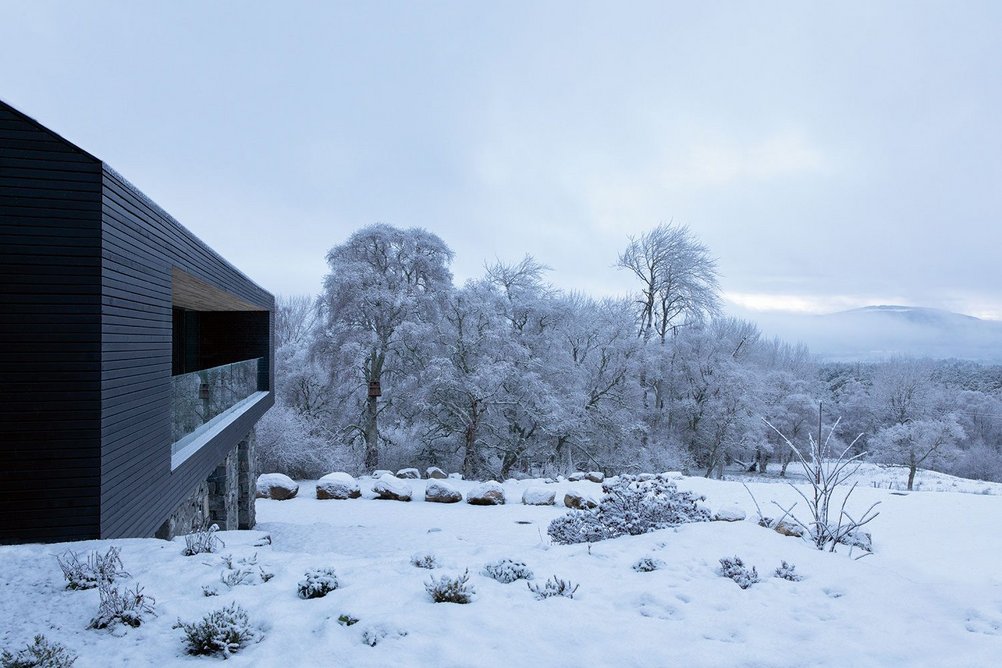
[3,472,1002,667]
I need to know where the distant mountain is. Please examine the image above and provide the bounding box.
[748,305,1002,362]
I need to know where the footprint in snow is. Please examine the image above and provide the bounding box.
[964,610,1001,635]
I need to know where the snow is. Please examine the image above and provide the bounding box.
[2,474,1001,666]
[712,505,747,522]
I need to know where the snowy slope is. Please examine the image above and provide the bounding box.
[2,475,1001,666]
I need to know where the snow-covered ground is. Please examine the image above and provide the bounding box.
[3,473,1001,666]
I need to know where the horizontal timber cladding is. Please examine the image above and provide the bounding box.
[0,100,103,543]
[99,165,274,539]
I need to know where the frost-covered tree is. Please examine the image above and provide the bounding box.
[546,296,647,473]
[420,281,523,478]
[668,318,764,477]
[617,222,720,343]
[873,416,965,490]
[318,225,453,470]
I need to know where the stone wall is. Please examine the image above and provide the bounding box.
[157,428,257,540]
[238,431,256,530]
[155,479,209,540]
[208,447,239,531]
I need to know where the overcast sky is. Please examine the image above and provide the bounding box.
[3,1,1000,319]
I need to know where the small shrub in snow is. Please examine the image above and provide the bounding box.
[410,552,440,569]
[183,523,224,557]
[298,567,340,599]
[1,635,76,668]
[719,556,760,589]
[528,575,579,599]
[547,510,611,545]
[359,625,407,647]
[337,614,359,627]
[425,569,475,603]
[482,558,534,583]
[219,568,255,588]
[88,581,156,629]
[175,603,260,659]
[218,553,272,587]
[773,561,802,582]
[548,475,709,544]
[764,418,880,553]
[632,556,666,573]
[56,546,128,590]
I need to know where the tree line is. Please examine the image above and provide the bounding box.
[256,223,1002,488]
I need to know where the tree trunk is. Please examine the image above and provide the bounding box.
[363,348,383,472]
[907,451,917,491]
[462,400,481,479]
[364,393,379,471]
[756,448,769,474]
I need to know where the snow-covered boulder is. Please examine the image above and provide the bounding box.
[585,471,605,483]
[396,468,420,479]
[372,469,392,478]
[842,529,872,552]
[637,473,656,481]
[713,505,746,522]
[426,466,447,479]
[564,490,597,510]
[522,487,556,506]
[773,520,805,537]
[316,472,361,500]
[448,472,464,480]
[373,476,412,502]
[256,473,299,500]
[425,480,462,503]
[567,472,587,482]
[467,481,506,506]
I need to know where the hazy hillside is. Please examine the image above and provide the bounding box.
[748,305,1002,362]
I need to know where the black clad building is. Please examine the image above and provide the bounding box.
[1,100,274,543]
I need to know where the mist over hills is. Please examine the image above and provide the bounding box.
[743,305,1002,363]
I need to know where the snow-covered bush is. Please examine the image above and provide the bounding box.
[482,558,534,583]
[298,567,340,599]
[719,556,759,589]
[359,624,407,647]
[1,635,76,668]
[548,475,709,544]
[548,510,610,544]
[632,556,666,573]
[773,561,802,581]
[255,403,356,479]
[218,554,273,588]
[410,553,440,569]
[175,603,260,659]
[56,546,128,590]
[88,581,156,629]
[183,523,224,557]
[425,570,475,603]
[598,475,710,535]
[528,575,579,600]
[765,418,880,552]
